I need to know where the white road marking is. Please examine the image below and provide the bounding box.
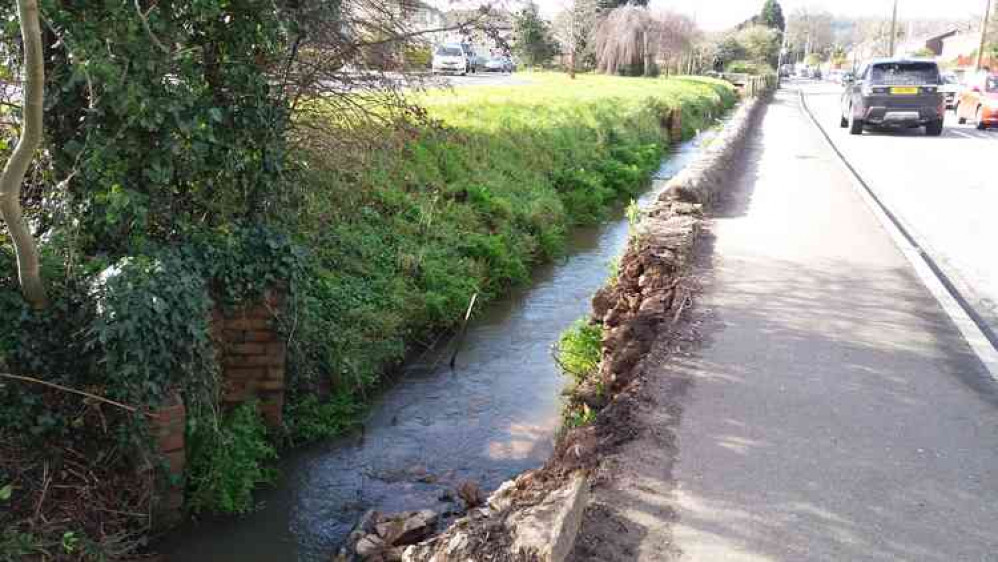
[798,88,998,379]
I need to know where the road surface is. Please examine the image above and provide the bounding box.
[800,79,998,340]
[591,85,998,561]
[440,71,529,88]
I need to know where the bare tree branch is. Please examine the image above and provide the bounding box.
[133,0,171,55]
[0,373,141,413]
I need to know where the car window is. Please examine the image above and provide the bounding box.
[987,76,998,92]
[436,46,462,56]
[869,62,940,85]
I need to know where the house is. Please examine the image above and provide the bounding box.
[406,2,449,47]
[898,29,959,57]
[941,31,985,65]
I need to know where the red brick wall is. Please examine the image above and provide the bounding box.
[670,108,683,144]
[150,290,287,521]
[149,394,186,527]
[215,289,287,427]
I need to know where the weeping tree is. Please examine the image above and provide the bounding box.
[0,0,46,309]
[593,4,653,76]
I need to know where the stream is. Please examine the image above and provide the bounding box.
[162,131,715,562]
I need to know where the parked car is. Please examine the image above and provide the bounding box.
[955,73,998,129]
[460,44,484,73]
[484,56,514,73]
[432,44,468,75]
[840,58,945,136]
[939,72,963,110]
[812,68,823,80]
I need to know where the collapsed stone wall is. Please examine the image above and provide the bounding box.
[392,95,769,562]
[588,93,765,399]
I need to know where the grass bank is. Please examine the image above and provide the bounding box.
[286,73,737,441]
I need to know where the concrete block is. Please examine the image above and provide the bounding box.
[507,472,589,562]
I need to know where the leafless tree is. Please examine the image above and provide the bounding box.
[0,0,46,308]
[593,4,653,75]
[552,0,598,78]
[279,0,508,157]
[650,10,698,76]
[786,6,834,59]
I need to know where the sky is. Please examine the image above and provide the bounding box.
[530,0,991,30]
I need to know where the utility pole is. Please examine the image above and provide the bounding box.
[977,0,993,71]
[888,0,899,57]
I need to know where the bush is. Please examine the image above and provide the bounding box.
[556,319,603,383]
[725,60,774,75]
[186,402,277,515]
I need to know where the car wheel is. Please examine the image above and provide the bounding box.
[956,103,967,124]
[848,108,863,135]
[840,114,849,128]
[925,119,944,136]
[976,106,987,130]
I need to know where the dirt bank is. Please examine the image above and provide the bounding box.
[570,94,769,561]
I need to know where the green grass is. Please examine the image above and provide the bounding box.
[286,73,736,440]
[556,318,604,384]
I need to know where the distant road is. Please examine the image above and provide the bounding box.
[439,71,531,88]
[801,79,998,342]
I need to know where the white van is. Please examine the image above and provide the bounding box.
[432,44,468,75]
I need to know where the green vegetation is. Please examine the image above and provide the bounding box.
[1,23,734,551]
[287,73,736,441]
[717,25,782,74]
[512,2,559,67]
[556,319,603,384]
[556,318,604,429]
[725,60,775,75]
[186,402,277,515]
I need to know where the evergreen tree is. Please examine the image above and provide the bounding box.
[513,2,559,67]
[760,0,785,32]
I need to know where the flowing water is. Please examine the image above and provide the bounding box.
[162,132,714,562]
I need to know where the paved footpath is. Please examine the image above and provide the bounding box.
[664,87,998,561]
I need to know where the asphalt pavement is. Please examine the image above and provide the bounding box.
[800,79,998,343]
[665,86,998,561]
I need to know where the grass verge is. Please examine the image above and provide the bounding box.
[286,73,736,441]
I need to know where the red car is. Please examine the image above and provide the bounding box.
[956,73,998,130]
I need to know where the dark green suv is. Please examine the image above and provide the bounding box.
[840,58,946,136]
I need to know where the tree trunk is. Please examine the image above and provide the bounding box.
[0,0,48,309]
[642,29,653,76]
[569,50,576,79]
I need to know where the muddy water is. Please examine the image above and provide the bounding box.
[162,134,712,562]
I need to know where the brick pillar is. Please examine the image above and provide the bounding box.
[669,108,683,144]
[216,289,287,427]
[149,393,186,526]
